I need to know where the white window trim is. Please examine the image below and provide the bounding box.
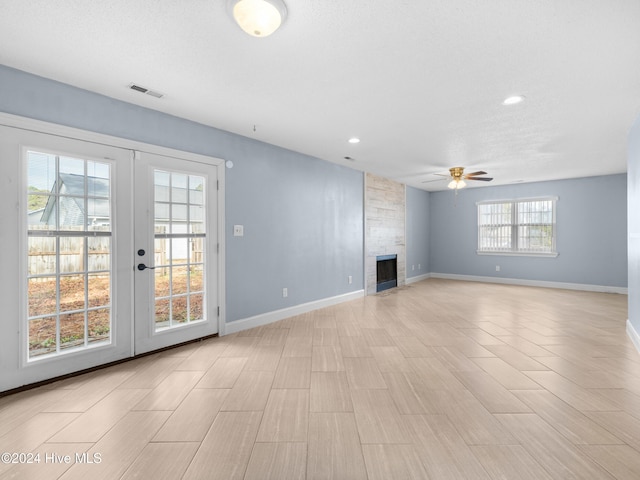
[476,196,558,257]
[476,250,559,258]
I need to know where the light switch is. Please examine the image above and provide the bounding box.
[233,225,244,237]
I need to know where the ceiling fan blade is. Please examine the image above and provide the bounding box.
[468,177,493,181]
[421,172,451,183]
[464,171,487,177]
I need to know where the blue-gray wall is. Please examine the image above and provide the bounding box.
[227,150,363,320]
[629,115,640,333]
[0,65,364,323]
[1,64,629,328]
[406,186,430,278]
[430,175,628,288]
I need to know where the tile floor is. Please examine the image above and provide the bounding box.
[1,279,639,479]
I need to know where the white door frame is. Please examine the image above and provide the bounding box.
[0,112,226,392]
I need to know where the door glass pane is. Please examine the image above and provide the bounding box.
[88,198,110,231]
[28,237,56,275]
[25,150,112,360]
[87,162,110,197]
[171,173,188,203]
[190,238,203,264]
[153,169,207,331]
[88,273,110,308]
[190,264,204,292]
[59,274,85,312]
[59,237,85,273]
[28,276,56,317]
[155,202,169,224]
[189,206,204,233]
[60,312,85,350]
[155,238,168,267]
[29,316,57,358]
[88,308,110,344]
[59,157,85,187]
[190,294,204,321]
[155,269,170,297]
[171,204,188,226]
[58,197,86,232]
[172,296,188,323]
[28,152,57,191]
[155,298,170,328]
[88,237,110,271]
[28,194,56,231]
[171,238,188,264]
[154,170,170,201]
[189,175,204,205]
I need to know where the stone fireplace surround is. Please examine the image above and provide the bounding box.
[364,173,406,295]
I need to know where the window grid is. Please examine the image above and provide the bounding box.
[478,198,556,255]
[26,151,112,359]
[153,170,206,331]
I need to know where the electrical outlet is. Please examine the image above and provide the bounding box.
[233,225,244,237]
[496,265,501,272]
[412,265,415,271]
[282,287,288,298]
[348,275,353,284]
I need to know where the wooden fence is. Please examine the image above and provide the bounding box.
[28,236,203,275]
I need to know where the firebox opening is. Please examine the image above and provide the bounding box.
[376,254,397,292]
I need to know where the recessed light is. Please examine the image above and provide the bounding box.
[503,95,525,105]
[348,137,360,144]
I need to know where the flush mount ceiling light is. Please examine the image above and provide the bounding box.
[502,95,525,105]
[228,0,287,37]
[348,137,360,144]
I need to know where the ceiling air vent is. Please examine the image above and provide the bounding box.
[128,83,165,98]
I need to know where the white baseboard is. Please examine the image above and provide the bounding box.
[223,290,365,335]
[627,320,640,354]
[406,273,431,285]
[223,275,627,336]
[429,273,628,295]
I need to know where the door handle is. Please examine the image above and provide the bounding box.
[137,263,156,271]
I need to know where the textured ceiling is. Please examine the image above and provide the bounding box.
[1,0,640,190]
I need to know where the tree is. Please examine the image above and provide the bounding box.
[28,186,49,211]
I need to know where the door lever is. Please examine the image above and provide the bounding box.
[137,263,156,271]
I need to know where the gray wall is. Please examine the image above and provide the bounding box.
[227,150,363,320]
[0,65,364,324]
[406,186,430,278]
[429,175,628,288]
[0,63,629,326]
[629,115,640,332]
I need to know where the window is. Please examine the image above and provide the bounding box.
[26,150,113,359]
[477,197,557,256]
[152,169,207,331]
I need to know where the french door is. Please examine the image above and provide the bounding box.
[0,118,223,392]
[133,151,220,354]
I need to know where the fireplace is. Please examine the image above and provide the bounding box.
[376,254,397,292]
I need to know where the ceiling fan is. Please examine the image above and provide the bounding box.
[423,166,493,190]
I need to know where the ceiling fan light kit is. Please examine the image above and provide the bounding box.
[228,0,287,37]
[439,166,493,191]
[448,179,466,189]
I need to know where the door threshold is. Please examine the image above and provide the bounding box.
[0,333,218,398]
